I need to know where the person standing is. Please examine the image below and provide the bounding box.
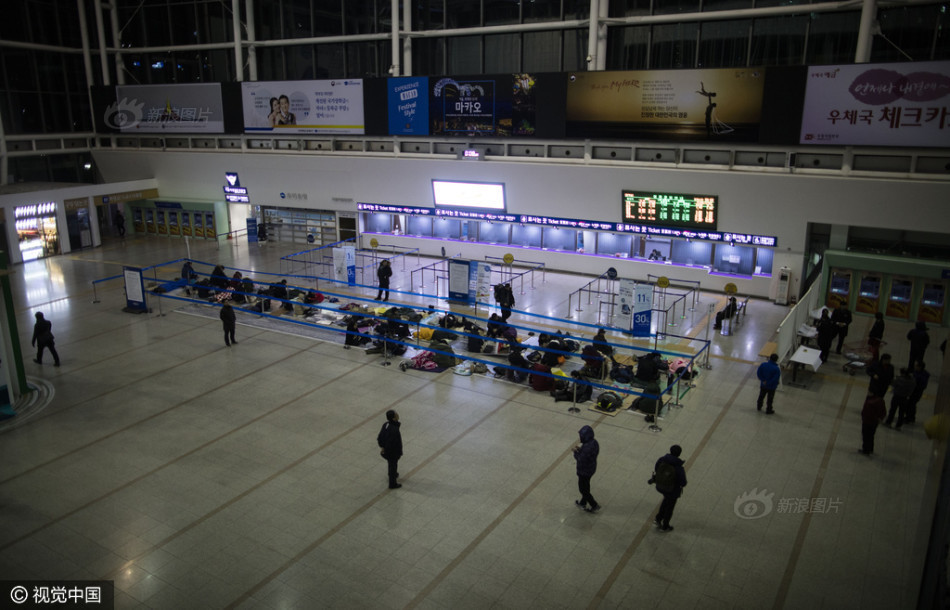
[866,353,894,398]
[31,312,60,366]
[906,321,930,370]
[831,303,853,354]
[572,425,600,513]
[756,353,781,414]
[652,444,687,531]
[885,367,915,430]
[816,309,837,363]
[220,303,237,347]
[375,259,392,301]
[497,283,515,322]
[906,360,930,425]
[377,410,402,489]
[867,312,885,363]
[860,393,886,456]
[115,210,126,237]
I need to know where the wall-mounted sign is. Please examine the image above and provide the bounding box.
[223,172,250,203]
[622,191,718,231]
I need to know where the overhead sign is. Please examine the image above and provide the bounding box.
[223,172,250,203]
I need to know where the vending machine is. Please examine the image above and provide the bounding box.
[856,275,882,314]
[885,277,913,319]
[918,283,946,324]
[145,210,156,233]
[156,210,168,235]
[826,269,852,309]
[181,212,192,237]
[204,212,215,238]
[168,212,180,236]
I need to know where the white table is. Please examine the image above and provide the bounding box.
[788,345,823,386]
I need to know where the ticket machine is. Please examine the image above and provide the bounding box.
[193,213,203,237]
[145,210,156,233]
[181,212,192,237]
[856,275,881,314]
[827,269,852,309]
[133,208,145,233]
[918,283,946,324]
[156,210,168,235]
[885,277,913,319]
[204,212,215,238]
[168,212,180,236]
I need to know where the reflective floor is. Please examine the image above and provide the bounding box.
[0,234,944,609]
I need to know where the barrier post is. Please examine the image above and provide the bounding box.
[702,303,715,369]
[568,380,581,413]
[153,268,165,317]
[648,390,662,433]
[92,281,100,304]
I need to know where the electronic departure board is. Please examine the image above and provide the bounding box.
[622,191,718,231]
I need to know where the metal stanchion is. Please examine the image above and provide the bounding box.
[153,268,165,317]
[92,281,100,304]
[648,391,662,432]
[381,335,392,366]
[701,303,715,369]
[568,379,581,413]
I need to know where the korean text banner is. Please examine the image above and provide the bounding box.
[242,80,365,134]
[109,84,225,133]
[799,61,950,147]
[429,74,543,137]
[388,77,429,135]
[566,68,765,142]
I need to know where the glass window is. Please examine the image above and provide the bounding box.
[478,222,511,244]
[595,232,634,257]
[645,238,672,261]
[563,29,589,71]
[484,0,520,26]
[610,0,652,17]
[344,0,382,34]
[524,31,562,72]
[524,0,562,23]
[364,213,393,233]
[347,41,390,78]
[873,5,947,63]
[407,216,433,237]
[607,26,650,70]
[434,218,462,239]
[448,36,482,73]
[543,227,577,251]
[805,11,861,66]
[447,0,483,28]
[698,20,751,68]
[512,224,543,248]
[414,0,446,30]
[671,240,712,266]
[655,0,701,16]
[485,34,521,73]
[413,38,446,75]
[714,244,755,275]
[651,23,699,69]
[755,247,774,275]
[704,0,753,11]
[750,16,807,66]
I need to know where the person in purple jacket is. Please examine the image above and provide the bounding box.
[756,353,781,414]
[572,425,600,513]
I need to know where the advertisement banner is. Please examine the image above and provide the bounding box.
[246,218,258,243]
[474,262,492,304]
[633,283,653,337]
[799,61,950,147]
[108,84,225,133]
[566,68,765,141]
[616,279,635,331]
[428,74,544,137]
[344,246,356,285]
[448,260,471,303]
[241,80,365,134]
[123,267,147,313]
[388,77,429,135]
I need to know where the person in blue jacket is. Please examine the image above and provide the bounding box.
[572,425,600,513]
[756,353,781,414]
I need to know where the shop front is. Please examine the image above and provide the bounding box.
[14,202,60,261]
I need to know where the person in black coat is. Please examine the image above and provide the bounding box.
[831,303,853,354]
[220,303,237,346]
[31,312,60,366]
[573,425,600,513]
[375,259,392,301]
[906,321,930,370]
[866,353,894,398]
[867,312,885,362]
[377,410,403,489]
[652,444,688,531]
[210,264,229,290]
[497,283,515,322]
[816,310,837,363]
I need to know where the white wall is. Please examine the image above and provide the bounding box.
[91,150,950,297]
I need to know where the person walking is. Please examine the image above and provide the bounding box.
[572,425,601,513]
[377,410,403,489]
[651,445,687,531]
[31,312,60,366]
[884,367,915,430]
[831,303,853,354]
[906,321,930,370]
[375,259,392,301]
[860,393,886,456]
[220,303,237,346]
[866,353,894,398]
[756,353,781,414]
[115,210,126,237]
[816,309,837,363]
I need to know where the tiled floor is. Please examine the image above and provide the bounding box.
[0,235,943,609]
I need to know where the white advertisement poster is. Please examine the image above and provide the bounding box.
[241,80,365,134]
[475,262,492,302]
[799,61,950,147]
[332,247,347,282]
[110,84,225,133]
[616,279,635,330]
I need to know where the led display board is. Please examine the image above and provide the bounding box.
[432,180,506,212]
[622,191,718,231]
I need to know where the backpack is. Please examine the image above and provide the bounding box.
[494,284,505,303]
[596,391,622,412]
[654,461,677,493]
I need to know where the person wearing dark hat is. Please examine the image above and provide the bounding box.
[906,321,930,370]
[756,353,781,414]
[572,425,600,513]
[651,445,687,531]
[831,303,853,354]
[815,309,837,363]
[31,312,60,367]
[377,410,403,489]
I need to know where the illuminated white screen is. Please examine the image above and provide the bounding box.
[432,180,505,211]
